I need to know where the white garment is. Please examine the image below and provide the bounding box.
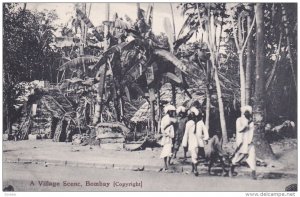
[196,120,209,147]
[160,114,175,145]
[182,120,208,163]
[233,115,256,170]
[236,115,254,154]
[160,144,173,158]
[232,144,256,171]
[160,115,174,158]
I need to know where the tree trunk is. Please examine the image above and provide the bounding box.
[253,3,275,160]
[205,61,211,132]
[281,4,297,90]
[93,64,107,125]
[156,88,161,134]
[266,33,282,89]
[137,3,140,19]
[212,58,228,143]
[245,11,254,105]
[149,87,156,133]
[6,101,12,135]
[170,3,176,43]
[171,84,176,106]
[106,3,110,22]
[80,3,86,56]
[239,53,246,107]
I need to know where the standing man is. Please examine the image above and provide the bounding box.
[182,107,202,176]
[229,105,257,179]
[173,106,188,159]
[196,112,209,160]
[160,104,176,171]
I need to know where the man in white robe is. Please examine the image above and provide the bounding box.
[230,105,257,179]
[182,107,207,176]
[160,104,176,171]
[197,113,209,159]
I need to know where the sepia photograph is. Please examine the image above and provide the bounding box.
[2,2,298,193]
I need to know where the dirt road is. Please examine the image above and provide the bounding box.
[3,163,297,192]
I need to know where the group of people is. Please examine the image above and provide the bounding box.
[159,104,257,180]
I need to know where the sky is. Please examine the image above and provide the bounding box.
[27,3,186,36]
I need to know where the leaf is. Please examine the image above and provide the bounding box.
[76,8,94,28]
[92,39,142,73]
[178,13,197,38]
[163,17,174,51]
[163,72,183,84]
[58,56,100,72]
[146,4,154,27]
[124,86,131,102]
[174,28,196,50]
[154,49,188,74]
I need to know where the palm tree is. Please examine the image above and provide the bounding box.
[231,3,256,107]
[253,3,275,159]
[245,4,254,105]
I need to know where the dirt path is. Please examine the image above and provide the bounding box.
[3,163,297,192]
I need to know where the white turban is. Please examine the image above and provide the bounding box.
[241,105,252,114]
[189,106,199,116]
[164,104,176,114]
[176,106,186,114]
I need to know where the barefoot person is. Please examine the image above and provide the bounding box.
[196,111,209,160]
[229,105,257,179]
[173,106,188,159]
[182,107,203,176]
[160,104,176,171]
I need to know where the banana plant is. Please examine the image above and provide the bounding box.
[57,4,203,132]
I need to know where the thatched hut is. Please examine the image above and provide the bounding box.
[11,87,76,141]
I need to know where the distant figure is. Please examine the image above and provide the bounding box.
[160,104,176,171]
[230,105,257,180]
[173,106,188,159]
[182,107,206,176]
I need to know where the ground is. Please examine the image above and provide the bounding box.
[2,139,298,192]
[3,163,297,192]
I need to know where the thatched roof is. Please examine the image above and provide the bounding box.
[130,83,206,123]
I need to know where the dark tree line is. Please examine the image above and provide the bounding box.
[3,3,62,132]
